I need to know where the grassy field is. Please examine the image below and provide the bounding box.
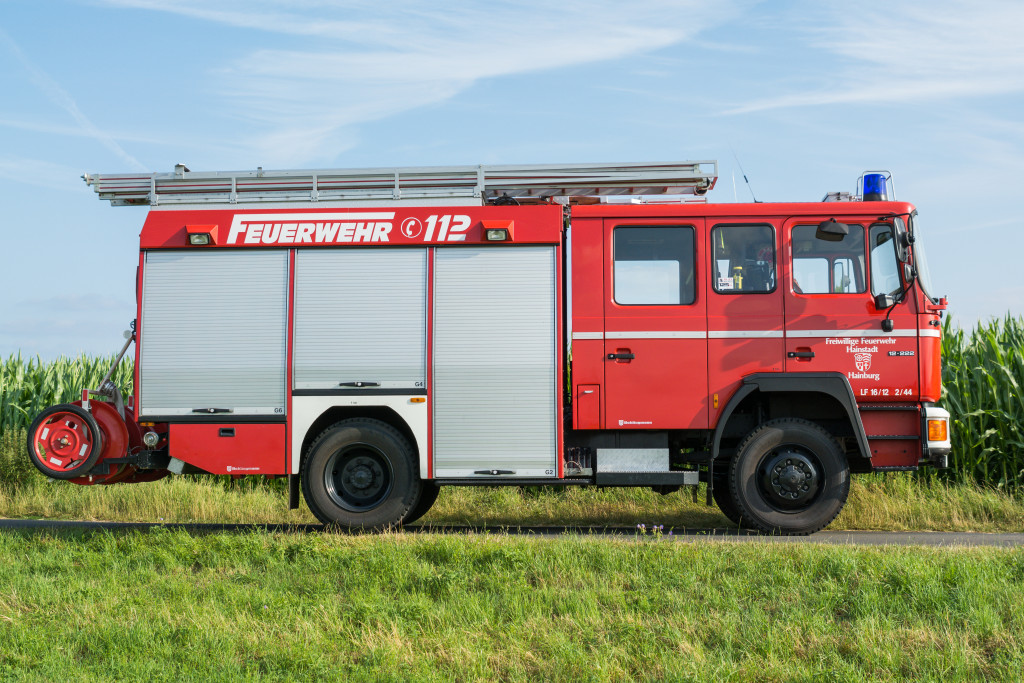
[2,322,1022,681]
[0,529,1022,681]
[5,419,1024,531]
[4,462,1024,534]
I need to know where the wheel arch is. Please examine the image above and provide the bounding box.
[712,373,871,471]
[301,406,420,471]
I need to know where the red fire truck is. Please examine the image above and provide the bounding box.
[27,161,951,534]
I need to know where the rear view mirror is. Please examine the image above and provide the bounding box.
[874,293,895,310]
[816,218,849,242]
[893,217,911,262]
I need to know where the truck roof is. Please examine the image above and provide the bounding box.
[571,200,916,219]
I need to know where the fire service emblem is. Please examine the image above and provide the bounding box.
[854,353,872,372]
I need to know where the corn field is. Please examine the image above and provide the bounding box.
[940,315,1024,490]
[0,353,133,436]
[1,316,1023,489]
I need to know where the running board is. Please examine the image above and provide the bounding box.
[595,471,699,486]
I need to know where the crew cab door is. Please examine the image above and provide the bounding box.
[706,221,785,425]
[783,216,919,400]
[602,219,708,429]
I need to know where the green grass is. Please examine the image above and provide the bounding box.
[4,468,1024,534]
[6,424,1024,531]
[0,529,1022,681]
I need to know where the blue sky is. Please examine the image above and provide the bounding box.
[1,0,1021,358]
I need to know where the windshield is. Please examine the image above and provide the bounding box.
[909,213,938,302]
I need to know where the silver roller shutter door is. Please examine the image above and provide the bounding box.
[140,250,288,416]
[433,247,557,477]
[293,249,426,389]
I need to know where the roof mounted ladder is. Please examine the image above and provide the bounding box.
[82,161,718,206]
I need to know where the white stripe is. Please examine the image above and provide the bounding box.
[708,330,784,339]
[785,329,918,338]
[574,328,938,341]
[606,330,706,339]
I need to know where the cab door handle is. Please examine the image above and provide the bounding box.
[607,352,635,360]
[787,350,815,359]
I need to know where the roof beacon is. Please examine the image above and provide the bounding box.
[859,171,892,201]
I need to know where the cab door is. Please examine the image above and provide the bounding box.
[603,219,708,429]
[706,221,786,426]
[783,216,919,399]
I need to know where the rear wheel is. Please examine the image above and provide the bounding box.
[728,418,849,535]
[301,418,420,530]
[402,482,440,525]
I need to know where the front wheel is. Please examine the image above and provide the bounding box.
[712,462,744,526]
[301,418,421,530]
[728,418,849,535]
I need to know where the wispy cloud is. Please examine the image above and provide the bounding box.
[0,28,147,170]
[0,117,165,145]
[100,0,740,165]
[726,0,1024,114]
[0,156,88,191]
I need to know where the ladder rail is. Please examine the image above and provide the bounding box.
[84,161,718,206]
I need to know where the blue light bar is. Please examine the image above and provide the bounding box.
[863,173,887,201]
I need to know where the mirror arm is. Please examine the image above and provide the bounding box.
[881,273,917,332]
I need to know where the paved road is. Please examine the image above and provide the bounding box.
[1,518,1022,546]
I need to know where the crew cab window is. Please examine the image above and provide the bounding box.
[613,226,695,305]
[712,224,775,293]
[870,223,902,296]
[791,224,865,294]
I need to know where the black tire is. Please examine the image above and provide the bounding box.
[27,404,104,480]
[301,418,421,530]
[402,482,440,525]
[728,418,850,535]
[711,461,744,526]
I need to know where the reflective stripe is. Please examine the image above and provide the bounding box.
[785,329,919,338]
[574,328,936,340]
[606,330,706,339]
[708,330,784,339]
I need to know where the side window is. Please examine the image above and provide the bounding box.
[791,224,866,294]
[711,224,775,293]
[613,226,695,305]
[870,223,901,296]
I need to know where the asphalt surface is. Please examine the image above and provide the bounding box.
[1,518,1022,546]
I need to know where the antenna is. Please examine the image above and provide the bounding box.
[730,147,759,203]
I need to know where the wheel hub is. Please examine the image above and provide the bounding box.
[324,446,394,512]
[758,447,821,510]
[344,456,382,492]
